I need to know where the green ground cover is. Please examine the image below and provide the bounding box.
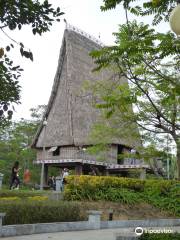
[64,176,180,216]
[139,233,180,240]
[0,198,83,224]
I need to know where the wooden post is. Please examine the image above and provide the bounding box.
[108,209,113,221]
[40,120,47,190]
[44,164,49,185]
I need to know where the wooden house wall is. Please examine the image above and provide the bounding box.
[36,145,118,164]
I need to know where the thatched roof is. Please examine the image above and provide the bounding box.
[32,25,141,149]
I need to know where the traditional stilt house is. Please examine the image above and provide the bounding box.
[32,24,149,182]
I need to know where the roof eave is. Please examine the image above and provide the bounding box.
[31,32,67,148]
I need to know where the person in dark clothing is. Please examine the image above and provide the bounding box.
[48,176,56,190]
[10,161,21,189]
[51,176,56,190]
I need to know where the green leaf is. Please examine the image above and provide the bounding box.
[6,46,10,52]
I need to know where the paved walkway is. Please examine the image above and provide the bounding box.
[2,227,180,240]
[2,228,134,240]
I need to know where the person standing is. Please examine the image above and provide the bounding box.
[51,176,56,190]
[62,168,69,191]
[10,161,21,189]
[130,148,136,165]
[23,168,31,184]
[48,176,56,190]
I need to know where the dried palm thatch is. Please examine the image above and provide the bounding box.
[32,26,141,154]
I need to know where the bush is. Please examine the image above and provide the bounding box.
[64,176,145,203]
[139,233,180,240]
[143,182,180,216]
[64,176,180,216]
[0,201,84,225]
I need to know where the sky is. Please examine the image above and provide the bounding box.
[1,0,170,120]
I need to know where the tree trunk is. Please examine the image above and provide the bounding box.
[176,139,180,180]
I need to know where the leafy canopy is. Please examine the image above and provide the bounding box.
[91,21,179,138]
[88,1,180,177]
[101,0,178,25]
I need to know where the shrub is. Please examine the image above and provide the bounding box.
[64,176,180,216]
[0,201,84,225]
[0,190,46,198]
[139,233,180,240]
[27,196,48,201]
[64,176,144,203]
[142,182,180,216]
[0,196,20,201]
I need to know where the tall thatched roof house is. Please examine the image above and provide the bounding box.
[32,24,149,181]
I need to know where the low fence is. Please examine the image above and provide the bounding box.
[0,211,180,237]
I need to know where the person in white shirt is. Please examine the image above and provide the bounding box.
[62,168,69,190]
[130,149,136,165]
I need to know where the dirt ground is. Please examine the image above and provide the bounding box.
[80,201,176,220]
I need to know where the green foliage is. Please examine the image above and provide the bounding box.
[0,189,46,198]
[64,176,180,216]
[29,105,46,123]
[89,19,180,177]
[84,0,180,179]
[0,1,64,123]
[0,105,46,185]
[136,144,176,178]
[0,120,37,184]
[0,200,83,225]
[0,1,64,34]
[0,53,21,124]
[101,0,177,25]
[65,176,144,203]
[143,181,180,215]
[139,233,180,240]
[83,78,141,158]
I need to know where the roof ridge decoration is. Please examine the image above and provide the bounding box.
[65,21,105,47]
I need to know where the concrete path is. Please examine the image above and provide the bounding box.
[2,227,180,240]
[1,228,133,240]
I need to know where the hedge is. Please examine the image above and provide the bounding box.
[64,176,180,216]
[0,201,84,225]
[0,190,46,198]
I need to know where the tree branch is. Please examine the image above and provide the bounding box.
[0,24,8,29]
[1,28,19,45]
[137,122,168,134]
[128,67,174,126]
[142,58,177,84]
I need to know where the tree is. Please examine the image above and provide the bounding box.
[0,0,64,122]
[101,0,178,25]
[88,1,180,177]
[0,105,46,184]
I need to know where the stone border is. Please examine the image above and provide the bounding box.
[101,218,180,229]
[1,211,180,237]
[0,213,6,237]
[2,222,92,237]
